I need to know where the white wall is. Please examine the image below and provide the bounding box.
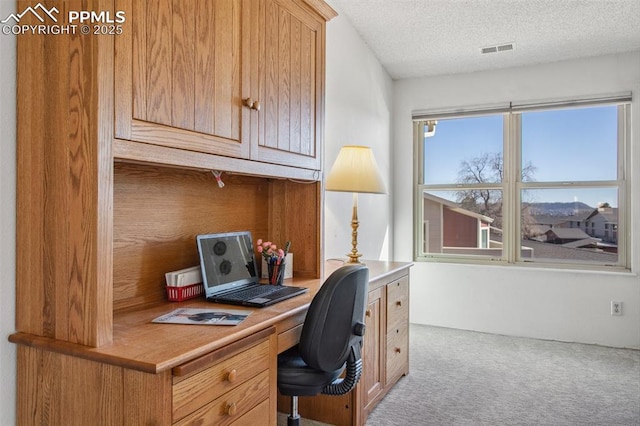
[394,52,640,348]
[324,6,394,262]
[0,1,16,423]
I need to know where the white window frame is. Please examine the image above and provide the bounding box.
[413,94,632,272]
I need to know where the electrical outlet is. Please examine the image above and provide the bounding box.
[611,301,622,316]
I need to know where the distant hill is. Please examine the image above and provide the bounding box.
[525,202,593,216]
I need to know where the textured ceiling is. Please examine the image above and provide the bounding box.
[327,0,640,80]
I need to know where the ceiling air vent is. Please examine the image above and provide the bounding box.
[481,42,515,54]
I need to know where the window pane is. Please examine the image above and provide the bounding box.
[423,115,503,184]
[422,190,503,258]
[521,106,618,182]
[521,188,618,264]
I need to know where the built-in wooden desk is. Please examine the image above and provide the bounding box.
[10,260,411,425]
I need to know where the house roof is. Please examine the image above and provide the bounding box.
[586,207,618,223]
[562,238,601,249]
[531,215,573,226]
[546,228,591,240]
[423,192,494,223]
[522,240,618,263]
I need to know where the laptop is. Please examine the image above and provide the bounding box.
[196,231,308,307]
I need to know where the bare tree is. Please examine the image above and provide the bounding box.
[455,152,536,233]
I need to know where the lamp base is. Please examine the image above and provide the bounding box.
[347,193,363,264]
[345,252,363,264]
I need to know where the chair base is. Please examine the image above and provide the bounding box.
[287,414,301,426]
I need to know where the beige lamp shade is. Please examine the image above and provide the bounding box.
[325,146,386,194]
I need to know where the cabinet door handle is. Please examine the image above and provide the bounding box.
[365,309,371,317]
[226,369,237,383]
[226,402,237,416]
[243,98,261,111]
[396,300,402,307]
[395,347,402,354]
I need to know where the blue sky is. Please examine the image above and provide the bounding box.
[423,105,619,208]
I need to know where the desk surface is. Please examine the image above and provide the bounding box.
[10,260,412,373]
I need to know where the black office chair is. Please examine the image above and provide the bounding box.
[277,264,369,426]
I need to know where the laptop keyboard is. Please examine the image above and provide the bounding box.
[220,285,285,301]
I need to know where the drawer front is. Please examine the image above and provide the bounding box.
[386,276,409,330]
[386,324,408,384]
[174,370,270,426]
[232,398,270,425]
[173,340,270,422]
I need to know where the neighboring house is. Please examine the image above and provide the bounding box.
[583,207,618,243]
[566,206,618,246]
[532,206,618,251]
[423,193,497,255]
[423,194,614,260]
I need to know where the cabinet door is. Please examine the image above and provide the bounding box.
[362,286,384,409]
[115,0,249,159]
[247,0,325,170]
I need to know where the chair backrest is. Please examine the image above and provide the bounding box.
[298,264,369,372]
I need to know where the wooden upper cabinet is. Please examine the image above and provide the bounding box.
[114,0,333,171]
[115,0,249,159]
[246,0,326,170]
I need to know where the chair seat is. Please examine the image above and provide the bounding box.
[278,346,344,396]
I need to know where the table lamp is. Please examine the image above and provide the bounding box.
[325,145,387,263]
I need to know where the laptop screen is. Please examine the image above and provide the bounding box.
[196,231,259,296]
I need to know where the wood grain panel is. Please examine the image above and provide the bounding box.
[235,399,271,426]
[264,0,279,149]
[16,0,114,347]
[269,180,321,278]
[277,8,291,152]
[171,0,196,130]
[123,369,172,425]
[16,346,124,425]
[290,18,302,154]
[300,26,314,157]
[213,0,240,140]
[145,0,172,125]
[112,163,271,311]
[131,0,147,123]
[194,0,216,135]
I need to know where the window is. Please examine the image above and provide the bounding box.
[414,95,630,270]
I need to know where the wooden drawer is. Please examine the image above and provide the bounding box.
[386,323,408,383]
[231,398,270,425]
[174,370,270,426]
[173,339,270,422]
[386,276,409,330]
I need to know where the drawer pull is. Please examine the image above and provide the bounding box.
[365,309,371,317]
[226,369,237,383]
[226,402,238,416]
